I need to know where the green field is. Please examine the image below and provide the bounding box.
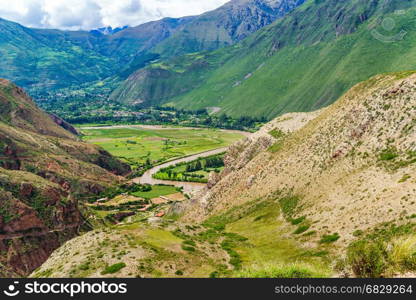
[80,126,244,167]
[131,185,179,199]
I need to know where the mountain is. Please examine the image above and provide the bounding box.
[90,26,128,36]
[112,0,416,118]
[148,0,306,57]
[0,0,303,102]
[0,79,130,276]
[33,72,416,278]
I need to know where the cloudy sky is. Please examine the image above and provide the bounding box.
[0,0,230,30]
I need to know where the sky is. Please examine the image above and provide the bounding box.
[0,0,230,31]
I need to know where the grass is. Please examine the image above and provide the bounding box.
[119,0,416,120]
[144,229,183,250]
[320,233,340,244]
[101,263,126,275]
[346,224,416,277]
[235,263,329,278]
[80,126,244,167]
[131,185,179,199]
[203,198,330,277]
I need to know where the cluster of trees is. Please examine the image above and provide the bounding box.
[153,154,224,183]
[186,156,224,172]
[41,96,265,132]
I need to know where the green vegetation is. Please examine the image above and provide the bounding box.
[346,223,416,277]
[203,198,330,277]
[80,126,243,170]
[379,148,399,161]
[279,195,300,221]
[235,263,329,278]
[113,0,416,119]
[66,107,264,132]
[320,233,340,244]
[101,263,126,275]
[131,185,179,200]
[153,154,225,183]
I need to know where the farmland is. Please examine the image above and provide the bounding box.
[79,125,245,168]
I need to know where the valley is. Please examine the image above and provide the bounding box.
[31,71,416,279]
[78,124,246,178]
[0,0,416,281]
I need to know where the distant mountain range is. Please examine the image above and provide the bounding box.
[0,0,304,107]
[90,26,129,36]
[112,0,416,118]
[1,0,416,120]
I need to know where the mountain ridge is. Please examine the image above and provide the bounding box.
[0,0,304,102]
[112,0,416,118]
[0,80,130,276]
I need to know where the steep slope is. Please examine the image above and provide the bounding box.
[0,80,130,277]
[150,0,306,57]
[0,18,117,91]
[183,71,416,256]
[0,0,304,102]
[113,0,416,118]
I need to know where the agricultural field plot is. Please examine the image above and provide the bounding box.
[79,126,244,167]
[88,184,182,223]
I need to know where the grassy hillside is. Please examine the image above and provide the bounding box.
[0,0,303,107]
[181,71,416,277]
[113,0,416,118]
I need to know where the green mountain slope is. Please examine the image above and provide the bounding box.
[112,0,416,118]
[0,0,303,103]
[0,18,118,90]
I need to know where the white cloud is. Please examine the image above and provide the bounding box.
[0,0,230,30]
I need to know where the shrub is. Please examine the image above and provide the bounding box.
[379,148,398,161]
[279,196,299,219]
[183,240,196,247]
[291,216,306,225]
[389,235,416,270]
[294,225,310,235]
[347,241,386,278]
[181,245,196,252]
[101,263,126,275]
[320,233,340,244]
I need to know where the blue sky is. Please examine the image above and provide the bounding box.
[0,0,230,30]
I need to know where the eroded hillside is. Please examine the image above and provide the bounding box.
[0,80,130,276]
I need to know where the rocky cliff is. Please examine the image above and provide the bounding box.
[0,79,130,276]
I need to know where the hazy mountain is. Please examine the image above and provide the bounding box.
[112,0,416,118]
[0,0,303,100]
